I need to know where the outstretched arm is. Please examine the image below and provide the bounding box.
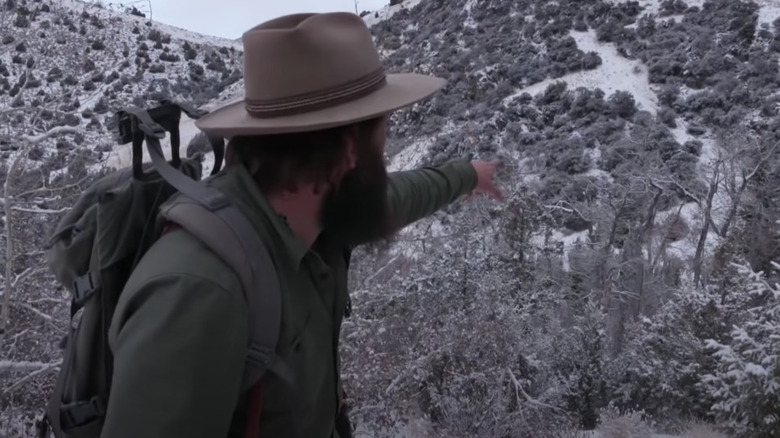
[387,159,503,230]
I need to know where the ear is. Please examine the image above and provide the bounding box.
[343,130,358,170]
[321,131,359,192]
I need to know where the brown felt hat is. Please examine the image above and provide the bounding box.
[195,12,446,138]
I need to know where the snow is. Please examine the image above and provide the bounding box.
[667,118,731,256]
[363,0,426,27]
[528,229,590,272]
[389,121,458,172]
[662,201,699,260]
[504,29,659,115]
[757,0,780,30]
[388,137,434,172]
[77,86,109,112]
[54,0,242,50]
[745,363,769,377]
[464,0,478,29]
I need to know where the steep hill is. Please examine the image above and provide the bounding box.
[343,0,780,436]
[0,0,242,173]
[3,0,780,437]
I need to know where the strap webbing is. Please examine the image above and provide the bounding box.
[124,104,224,179]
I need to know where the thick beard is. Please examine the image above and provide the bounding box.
[320,143,398,246]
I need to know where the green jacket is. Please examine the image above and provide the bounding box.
[102,159,477,438]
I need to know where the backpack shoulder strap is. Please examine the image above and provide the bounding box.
[126,105,292,389]
[160,194,293,388]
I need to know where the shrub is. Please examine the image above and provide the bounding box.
[609,91,637,119]
[159,52,180,62]
[596,406,653,438]
[704,262,780,438]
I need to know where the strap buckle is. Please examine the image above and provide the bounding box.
[73,272,98,306]
[61,396,106,429]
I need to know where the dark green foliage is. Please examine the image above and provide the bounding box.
[14,13,29,28]
[183,42,197,60]
[82,58,95,73]
[609,91,637,119]
[159,52,180,62]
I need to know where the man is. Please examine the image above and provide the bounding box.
[102,11,502,438]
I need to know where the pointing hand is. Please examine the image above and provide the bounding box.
[469,159,504,201]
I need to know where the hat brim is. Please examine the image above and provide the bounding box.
[194,73,446,138]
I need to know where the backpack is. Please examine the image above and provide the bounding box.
[36,100,291,438]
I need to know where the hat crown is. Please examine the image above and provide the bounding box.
[241,13,385,117]
[194,12,446,138]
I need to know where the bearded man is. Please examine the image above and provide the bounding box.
[101,11,502,438]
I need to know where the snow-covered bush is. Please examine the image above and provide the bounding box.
[703,261,780,438]
[597,405,654,438]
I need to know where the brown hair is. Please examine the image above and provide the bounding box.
[226,117,383,195]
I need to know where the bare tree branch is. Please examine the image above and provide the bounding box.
[11,206,69,214]
[11,301,56,322]
[506,367,564,412]
[0,359,62,373]
[2,359,62,393]
[22,126,79,144]
[1,125,79,340]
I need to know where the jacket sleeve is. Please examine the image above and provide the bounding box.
[102,273,248,438]
[387,159,478,230]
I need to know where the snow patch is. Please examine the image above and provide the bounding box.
[757,0,780,30]
[54,0,242,50]
[389,121,458,172]
[464,0,478,29]
[389,137,435,172]
[504,29,659,115]
[529,229,590,271]
[363,0,426,27]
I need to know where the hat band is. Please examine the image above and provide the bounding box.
[245,68,387,118]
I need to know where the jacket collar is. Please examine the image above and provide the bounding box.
[215,162,310,268]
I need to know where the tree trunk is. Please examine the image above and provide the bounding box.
[693,168,719,287]
[0,127,77,343]
[0,148,24,341]
[642,183,663,265]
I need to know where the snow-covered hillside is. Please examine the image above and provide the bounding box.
[346,0,780,436]
[0,0,243,180]
[504,29,659,115]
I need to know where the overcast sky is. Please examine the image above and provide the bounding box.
[151,0,389,39]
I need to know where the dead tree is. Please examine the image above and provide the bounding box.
[0,126,78,341]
